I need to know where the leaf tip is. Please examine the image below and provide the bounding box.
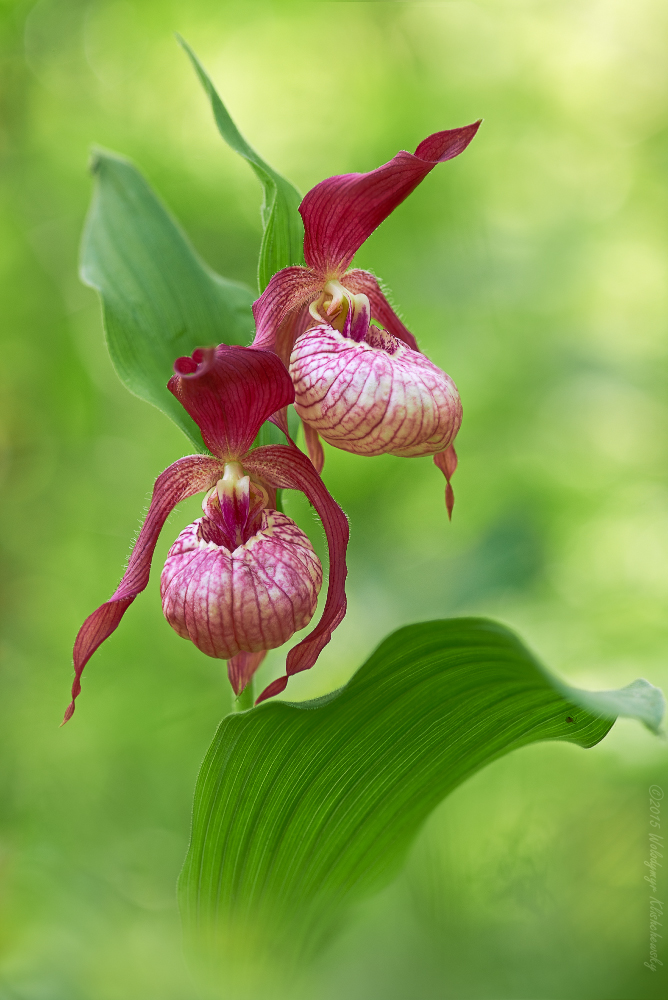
[176,32,202,75]
[88,149,102,176]
[174,32,190,56]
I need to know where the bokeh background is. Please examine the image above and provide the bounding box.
[1,0,668,997]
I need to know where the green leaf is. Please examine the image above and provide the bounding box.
[179,617,664,967]
[80,149,256,451]
[178,36,305,292]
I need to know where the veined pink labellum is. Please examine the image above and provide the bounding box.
[290,321,462,459]
[160,464,323,665]
[250,124,478,508]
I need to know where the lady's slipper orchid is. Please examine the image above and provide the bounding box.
[64,345,348,722]
[252,123,480,516]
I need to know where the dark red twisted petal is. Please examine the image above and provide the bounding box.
[169,344,295,459]
[343,269,419,351]
[300,122,481,274]
[244,444,349,702]
[252,267,322,364]
[63,455,223,723]
[434,444,458,520]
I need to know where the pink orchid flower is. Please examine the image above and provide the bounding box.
[64,345,349,722]
[252,122,480,516]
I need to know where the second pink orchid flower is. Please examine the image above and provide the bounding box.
[253,121,481,516]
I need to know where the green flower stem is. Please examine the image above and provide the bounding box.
[234,679,255,712]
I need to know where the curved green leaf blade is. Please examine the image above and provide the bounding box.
[178,36,305,291]
[179,617,664,965]
[80,150,256,450]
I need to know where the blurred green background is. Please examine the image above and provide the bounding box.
[1,0,668,996]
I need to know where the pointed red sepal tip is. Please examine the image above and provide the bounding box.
[61,702,75,726]
[445,483,455,521]
[228,650,267,696]
[413,120,482,162]
[434,445,458,521]
[255,674,289,705]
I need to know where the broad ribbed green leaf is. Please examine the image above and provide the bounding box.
[80,150,256,450]
[179,617,664,966]
[178,36,305,291]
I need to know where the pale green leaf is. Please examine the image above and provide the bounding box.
[80,149,256,451]
[179,617,664,967]
[178,36,305,291]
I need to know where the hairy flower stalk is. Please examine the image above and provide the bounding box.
[64,345,348,722]
[252,122,480,515]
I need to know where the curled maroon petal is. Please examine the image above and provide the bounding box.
[160,509,322,663]
[290,324,462,459]
[63,455,223,723]
[245,444,349,702]
[252,267,323,364]
[168,344,295,459]
[300,122,481,274]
